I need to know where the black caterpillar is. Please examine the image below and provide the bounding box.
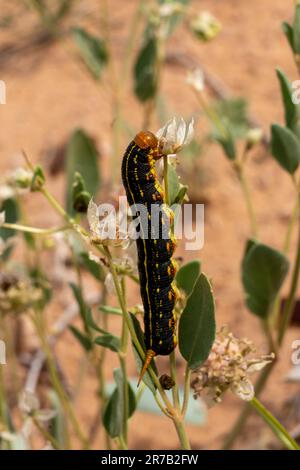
[121,131,178,384]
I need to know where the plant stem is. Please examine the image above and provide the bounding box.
[33,309,89,449]
[119,276,129,445]
[0,223,70,235]
[234,161,258,238]
[250,397,300,450]
[32,415,62,450]
[181,366,191,417]
[169,351,180,410]
[173,418,191,450]
[222,360,276,449]
[278,196,300,345]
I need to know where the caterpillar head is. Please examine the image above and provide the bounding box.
[134,131,162,160]
[134,131,158,149]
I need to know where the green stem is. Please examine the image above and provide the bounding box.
[0,222,70,235]
[234,161,258,238]
[34,310,89,449]
[222,361,275,449]
[119,277,129,445]
[32,415,62,450]
[181,366,191,417]
[278,196,300,346]
[250,397,300,450]
[169,351,180,410]
[173,418,191,450]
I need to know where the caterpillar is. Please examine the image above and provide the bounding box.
[121,131,178,385]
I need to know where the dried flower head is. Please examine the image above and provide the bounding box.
[191,326,274,406]
[0,272,44,316]
[156,117,194,156]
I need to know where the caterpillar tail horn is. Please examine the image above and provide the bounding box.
[137,350,156,387]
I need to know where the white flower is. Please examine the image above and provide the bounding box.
[191,11,221,41]
[187,68,205,92]
[156,117,194,155]
[191,326,274,406]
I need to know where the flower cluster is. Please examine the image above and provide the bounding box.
[191,326,274,406]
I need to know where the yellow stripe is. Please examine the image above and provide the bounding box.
[125,144,153,348]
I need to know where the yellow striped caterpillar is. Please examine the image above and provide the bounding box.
[121,131,178,385]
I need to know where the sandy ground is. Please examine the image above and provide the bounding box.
[0,0,300,449]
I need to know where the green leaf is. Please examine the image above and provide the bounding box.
[271,123,300,173]
[134,37,157,102]
[175,260,201,297]
[69,325,92,351]
[179,273,216,369]
[94,333,120,352]
[213,98,249,139]
[167,163,187,206]
[86,308,107,334]
[72,27,108,80]
[130,314,157,393]
[99,305,122,316]
[276,68,300,135]
[293,5,300,54]
[103,369,136,438]
[78,251,104,281]
[215,130,236,160]
[242,241,289,318]
[69,283,89,332]
[282,21,295,53]
[66,129,100,215]
[0,198,19,241]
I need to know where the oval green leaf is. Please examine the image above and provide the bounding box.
[179,273,216,369]
[66,129,100,215]
[175,260,201,297]
[271,123,300,174]
[242,240,289,318]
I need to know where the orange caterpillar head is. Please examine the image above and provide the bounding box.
[134,131,162,160]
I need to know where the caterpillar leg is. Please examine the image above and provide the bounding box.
[137,349,156,386]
